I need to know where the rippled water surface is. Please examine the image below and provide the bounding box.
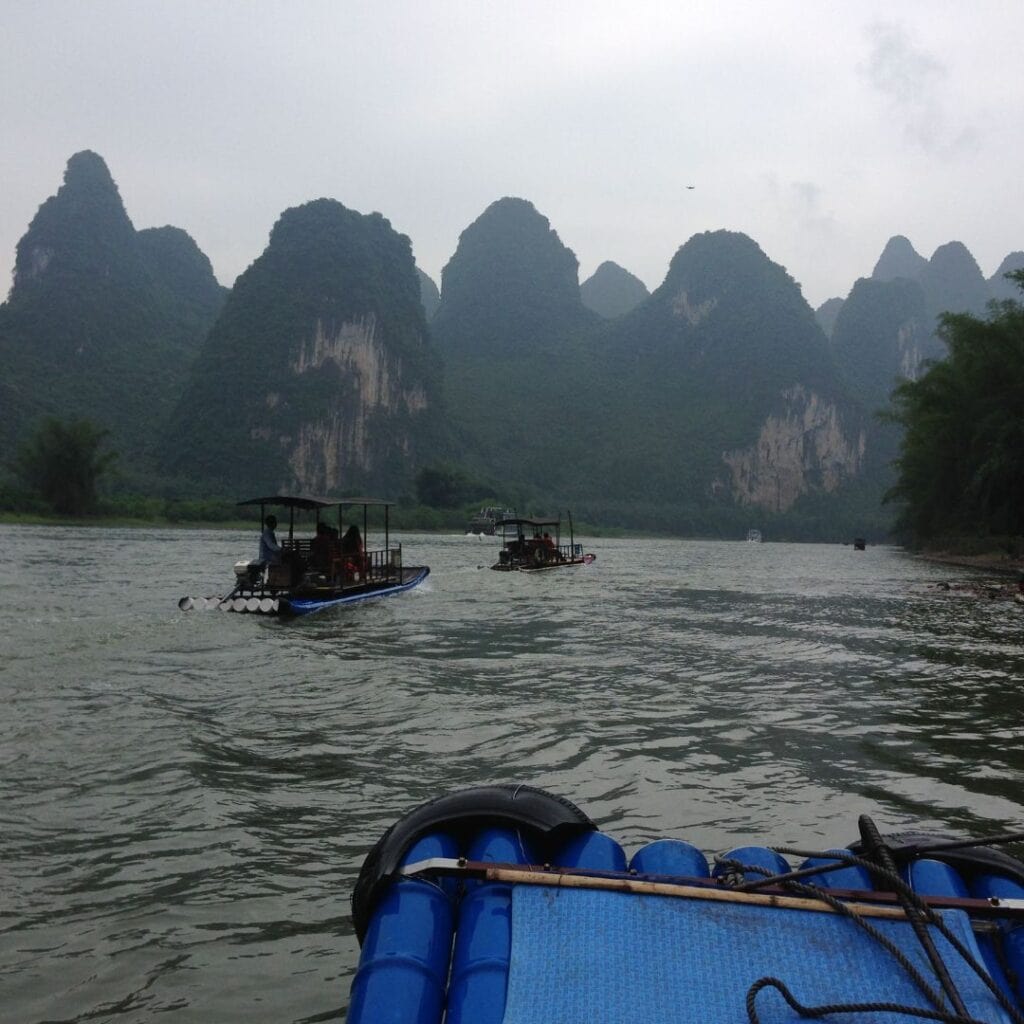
[3,524,1024,1022]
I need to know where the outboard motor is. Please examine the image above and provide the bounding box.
[234,560,263,587]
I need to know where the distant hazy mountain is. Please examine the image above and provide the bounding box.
[871,235,997,320]
[0,151,225,470]
[580,260,650,318]
[865,235,1008,388]
[988,251,1024,302]
[872,235,930,284]
[161,198,439,496]
[136,226,228,327]
[7,159,1016,538]
[432,197,597,354]
[925,241,989,319]
[815,297,845,339]
[429,197,600,494]
[417,267,440,319]
[833,277,933,402]
[830,276,932,495]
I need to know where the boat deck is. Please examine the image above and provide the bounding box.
[347,786,1024,1024]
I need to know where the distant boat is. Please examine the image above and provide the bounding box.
[178,494,428,616]
[491,513,595,572]
[467,505,516,536]
[746,529,763,543]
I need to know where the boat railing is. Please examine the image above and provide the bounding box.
[362,545,401,583]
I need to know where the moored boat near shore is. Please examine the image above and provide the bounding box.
[467,505,517,535]
[347,785,1024,1024]
[178,495,428,616]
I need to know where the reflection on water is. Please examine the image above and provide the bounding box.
[2,524,1023,1021]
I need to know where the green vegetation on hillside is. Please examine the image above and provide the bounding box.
[5,157,1022,542]
[0,152,225,475]
[885,271,1024,544]
[580,261,650,319]
[579,231,855,509]
[162,199,440,496]
[14,417,116,515]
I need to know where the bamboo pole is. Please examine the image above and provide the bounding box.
[400,858,1024,921]
[482,866,914,920]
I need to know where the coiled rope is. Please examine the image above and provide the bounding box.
[718,817,1024,1024]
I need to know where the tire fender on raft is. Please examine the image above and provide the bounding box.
[351,784,596,941]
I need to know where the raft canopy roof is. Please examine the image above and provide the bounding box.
[499,517,561,528]
[237,495,395,510]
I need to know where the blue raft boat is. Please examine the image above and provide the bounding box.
[178,494,429,617]
[491,514,595,573]
[347,785,1024,1024]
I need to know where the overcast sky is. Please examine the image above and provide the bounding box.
[3,1,1022,308]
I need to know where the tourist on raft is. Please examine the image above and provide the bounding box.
[259,515,282,566]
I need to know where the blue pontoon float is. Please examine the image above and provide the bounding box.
[347,785,1024,1024]
[178,494,428,616]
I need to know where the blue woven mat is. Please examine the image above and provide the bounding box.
[501,886,1011,1024]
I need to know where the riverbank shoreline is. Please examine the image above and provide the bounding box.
[916,549,1024,576]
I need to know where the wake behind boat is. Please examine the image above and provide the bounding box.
[347,784,1024,1024]
[491,513,595,572]
[178,494,428,616]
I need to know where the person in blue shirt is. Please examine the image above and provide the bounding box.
[259,515,282,566]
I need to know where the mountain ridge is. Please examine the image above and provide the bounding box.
[0,151,226,470]
[2,151,1020,538]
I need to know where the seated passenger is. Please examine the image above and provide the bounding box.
[341,524,366,577]
[310,522,335,572]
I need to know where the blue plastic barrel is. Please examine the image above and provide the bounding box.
[713,845,790,884]
[556,830,627,872]
[445,827,536,1024]
[903,860,1021,1005]
[905,858,969,898]
[347,832,459,1024]
[799,850,874,891]
[630,838,710,878]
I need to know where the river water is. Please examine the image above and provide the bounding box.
[2,524,1023,1022]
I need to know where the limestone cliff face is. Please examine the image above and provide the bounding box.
[290,315,427,413]
[579,230,861,522]
[670,289,717,327]
[721,386,865,512]
[163,198,439,495]
[279,314,428,491]
[895,320,929,380]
